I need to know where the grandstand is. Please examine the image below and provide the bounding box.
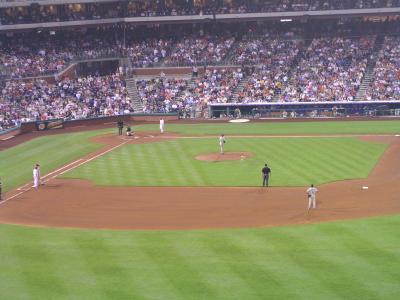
[1,1,400,130]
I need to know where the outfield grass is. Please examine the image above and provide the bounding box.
[63,137,386,187]
[0,215,400,300]
[134,120,400,135]
[0,130,108,192]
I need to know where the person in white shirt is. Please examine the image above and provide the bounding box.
[33,164,40,189]
[307,184,318,210]
[219,134,226,154]
[159,118,165,133]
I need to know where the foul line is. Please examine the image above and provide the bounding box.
[0,141,128,205]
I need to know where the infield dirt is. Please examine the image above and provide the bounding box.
[1,132,399,230]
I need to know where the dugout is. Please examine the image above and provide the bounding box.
[208,101,400,119]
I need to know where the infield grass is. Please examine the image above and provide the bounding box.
[0,215,400,300]
[2,120,397,191]
[63,137,387,187]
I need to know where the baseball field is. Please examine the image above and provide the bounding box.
[1,119,400,299]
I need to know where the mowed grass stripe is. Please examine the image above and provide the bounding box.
[158,142,191,186]
[313,226,400,299]
[296,139,355,182]
[1,215,400,299]
[72,235,139,299]
[225,230,340,300]
[8,227,70,299]
[63,137,387,187]
[0,226,32,300]
[108,234,183,300]
[282,232,381,299]
[167,235,258,300]
[169,140,207,186]
[140,234,221,299]
[203,232,299,299]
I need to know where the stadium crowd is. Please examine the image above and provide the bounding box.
[366,36,400,101]
[164,35,235,66]
[136,68,244,113]
[183,68,244,104]
[280,36,375,102]
[126,38,172,68]
[1,20,400,130]
[0,31,121,78]
[0,73,132,131]
[136,76,188,113]
[1,0,400,25]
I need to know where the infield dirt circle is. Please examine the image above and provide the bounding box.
[1,132,400,230]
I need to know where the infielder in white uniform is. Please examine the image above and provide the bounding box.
[219,134,226,154]
[33,164,40,189]
[160,118,165,133]
[307,184,318,210]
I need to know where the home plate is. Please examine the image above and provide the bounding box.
[362,186,369,190]
[134,136,140,139]
[395,135,400,137]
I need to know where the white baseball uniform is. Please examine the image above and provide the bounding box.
[307,186,318,209]
[160,119,165,133]
[33,167,40,188]
[219,136,225,154]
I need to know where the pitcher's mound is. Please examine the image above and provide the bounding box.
[196,152,252,162]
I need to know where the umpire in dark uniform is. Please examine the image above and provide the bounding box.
[117,119,124,136]
[262,164,271,187]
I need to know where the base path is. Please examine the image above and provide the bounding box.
[0,133,399,230]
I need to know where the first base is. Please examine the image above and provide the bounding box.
[362,186,369,190]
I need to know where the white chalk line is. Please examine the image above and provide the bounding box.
[56,141,128,177]
[0,141,128,205]
[15,159,84,191]
[174,134,397,139]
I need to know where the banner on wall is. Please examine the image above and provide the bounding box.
[35,119,64,131]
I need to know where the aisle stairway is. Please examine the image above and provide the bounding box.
[125,77,144,112]
[354,35,385,101]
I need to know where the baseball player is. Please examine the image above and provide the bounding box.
[160,118,165,133]
[126,124,133,136]
[307,184,318,210]
[219,134,226,154]
[117,119,124,136]
[33,164,40,189]
[261,164,271,187]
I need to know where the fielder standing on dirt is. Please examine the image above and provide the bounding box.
[33,164,40,189]
[307,184,318,210]
[262,164,271,187]
[219,134,226,154]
